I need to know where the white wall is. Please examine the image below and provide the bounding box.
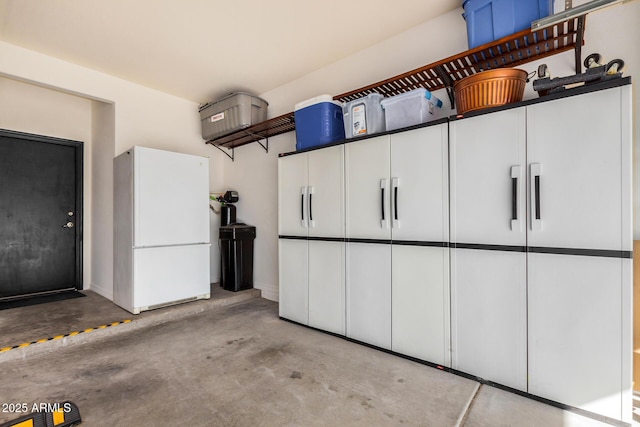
[1,3,637,303]
[224,4,640,301]
[221,10,470,301]
[0,77,94,288]
[90,100,115,298]
[220,134,294,301]
[0,41,224,300]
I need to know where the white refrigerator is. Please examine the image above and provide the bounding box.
[113,146,211,314]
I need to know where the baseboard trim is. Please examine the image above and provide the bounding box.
[89,282,113,301]
[255,282,278,302]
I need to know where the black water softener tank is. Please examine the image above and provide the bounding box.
[221,203,236,226]
[220,224,256,292]
[217,191,256,291]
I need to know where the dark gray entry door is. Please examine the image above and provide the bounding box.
[0,129,83,299]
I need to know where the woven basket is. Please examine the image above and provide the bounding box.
[454,68,528,115]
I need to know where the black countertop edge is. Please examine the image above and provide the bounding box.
[279,77,631,158]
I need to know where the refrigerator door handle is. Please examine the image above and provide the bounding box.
[380,178,389,229]
[510,166,521,231]
[530,163,542,232]
[308,186,315,228]
[391,177,399,229]
[300,186,307,227]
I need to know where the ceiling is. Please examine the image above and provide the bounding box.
[0,0,460,104]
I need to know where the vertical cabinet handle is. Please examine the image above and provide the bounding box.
[380,178,389,229]
[510,166,521,231]
[308,186,315,228]
[391,177,399,228]
[530,163,542,232]
[300,186,307,228]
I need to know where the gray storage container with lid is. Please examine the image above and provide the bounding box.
[199,92,268,141]
[342,93,385,138]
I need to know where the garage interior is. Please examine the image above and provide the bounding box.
[1,0,640,426]
[0,290,627,426]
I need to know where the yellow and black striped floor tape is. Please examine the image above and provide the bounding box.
[0,401,81,427]
[0,320,132,353]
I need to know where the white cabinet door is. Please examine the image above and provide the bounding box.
[528,253,624,420]
[390,125,449,242]
[392,245,450,366]
[451,248,527,391]
[308,241,345,335]
[450,109,526,246]
[346,242,391,349]
[308,145,344,238]
[278,239,308,324]
[278,153,308,237]
[527,88,623,251]
[345,135,391,240]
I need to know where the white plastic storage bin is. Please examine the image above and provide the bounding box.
[381,88,443,131]
[199,92,268,141]
[342,93,385,138]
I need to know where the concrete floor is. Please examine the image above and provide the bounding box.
[0,285,260,353]
[0,290,624,426]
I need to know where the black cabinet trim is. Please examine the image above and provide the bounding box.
[279,236,632,259]
[392,240,449,248]
[528,246,632,259]
[452,243,632,259]
[452,243,527,253]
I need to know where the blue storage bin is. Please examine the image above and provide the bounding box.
[294,95,345,151]
[462,0,554,49]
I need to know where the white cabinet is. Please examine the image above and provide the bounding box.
[346,242,391,348]
[449,107,528,390]
[526,88,627,251]
[278,145,345,333]
[308,240,345,335]
[279,146,344,238]
[278,82,632,422]
[278,239,308,324]
[278,152,307,237]
[450,248,527,390]
[389,126,450,366]
[528,253,627,419]
[345,135,391,348]
[392,245,449,365]
[390,126,449,241]
[449,108,527,247]
[525,87,632,421]
[345,135,391,240]
[450,85,632,419]
[345,125,450,358]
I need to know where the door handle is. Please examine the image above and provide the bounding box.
[300,186,307,227]
[530,163,542,232]
[380,178,389,229]
[510,166,521,231]
[308,186,315,228]
[62,221,75,228]
[391,177,399,228]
